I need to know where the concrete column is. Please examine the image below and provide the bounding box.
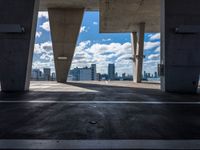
[0,0,39,92]
[131,32,137,81]
[131,32,138,63]
[161,0,200,93]
[48,8,84,83]
[133,23,145,83]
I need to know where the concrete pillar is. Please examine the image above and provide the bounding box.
[161,0,200,93]
[48,8,84,83]
[131,32,137,63]
[132,23,145,83]
[0,0,39,92]
[131,32,137,81]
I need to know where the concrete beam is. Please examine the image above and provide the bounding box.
[0,0,39,92]
[48,8,84,83]
[133,23,145,83]
[161,0,200,93]
[100,0,160,33]
[39,0,99,11]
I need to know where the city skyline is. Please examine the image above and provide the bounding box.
[32,63,159,82]
[33,11,160,75]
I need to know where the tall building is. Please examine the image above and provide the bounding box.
[79,67,92,81]
[51,72,56,81]
[69,67,80,81]
[154,72,158,78]
[91,64,96,81]
[122,73,126,80]
[32,69,42,80]
[108,64,115,80]
[143,71,147,80]
[43,68,51,81]
[96,73,101,81]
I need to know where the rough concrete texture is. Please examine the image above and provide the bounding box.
[161,0,200,93]
[39,0,99,11]
[133,23,145,83]
[0,0,39,91]
[0,81,199,140]
[48,8,84,83]
[100,0,160,33]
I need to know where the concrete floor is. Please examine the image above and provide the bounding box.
[0,81,200,149]
[0,81,200,138]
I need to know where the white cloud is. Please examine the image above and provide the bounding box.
[40,21,50,31]
[36,32,42,38]
[147,54,160,60]
[143,59,160,74]
[147,34,153,38]
[102,38,112,42]
[71,42,133,74]
[38,12,49,19]
[40,53,53,61]
[33,41,54,71]
[32,60,55,72]
[144,41,160,50]
[115,54,133,63]
[155,47,160,52]
[149,33,160,41]
[93,21,98,25]
[80,26,88,33]
[34,41,53,54]
[33,40,160,76]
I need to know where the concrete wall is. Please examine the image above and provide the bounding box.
[0,0,39,91]
[161,0,200,93]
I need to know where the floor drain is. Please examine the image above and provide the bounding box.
[89,121,97,124]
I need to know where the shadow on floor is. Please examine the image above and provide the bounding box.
[0,81,199,101]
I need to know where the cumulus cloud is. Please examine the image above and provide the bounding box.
[93,21,98,25]
[38,12,49,19]
[33,40,160,75]
[34,41,53,55]
[36,32,42,38]
[143,59,160,74]
[40,21,50,31]
[80,26,88,33]
[155,47,160,52]
[32,60,55,72]
[40,53,53,61]
[102,38,112,42]
[144,41,160,50]
[149,33,160,41]
[71,41,133,74]
[33,41,54,71]
[147,54,160,60]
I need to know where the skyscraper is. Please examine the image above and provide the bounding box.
[32,69,42,80]
[91,64,96,80]
[79,67,92,81]
[108,64,115,80]
[43,68,51,81]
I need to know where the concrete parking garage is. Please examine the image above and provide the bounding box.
[0,0,200,149]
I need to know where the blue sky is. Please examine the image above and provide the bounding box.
[33,11,160,76]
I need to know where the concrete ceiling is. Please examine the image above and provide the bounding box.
[39,0,161,33]
[100,0,160,33]
[39,0,99,11]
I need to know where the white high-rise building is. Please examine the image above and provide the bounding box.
[79,68,92,81]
